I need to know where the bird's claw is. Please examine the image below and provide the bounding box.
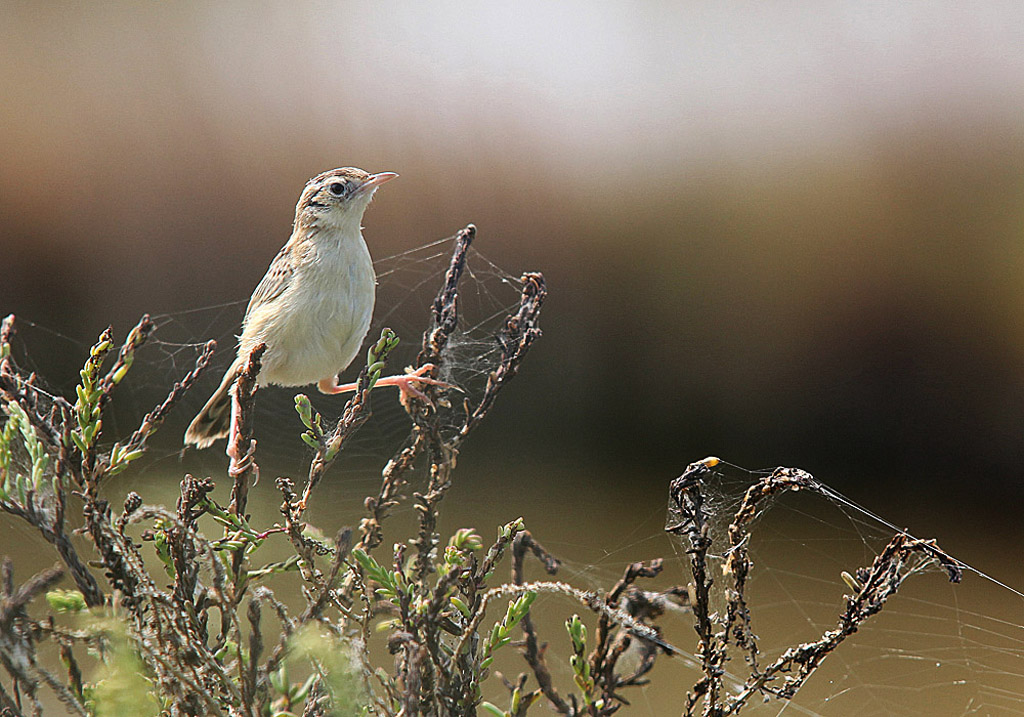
[395,364,454,408]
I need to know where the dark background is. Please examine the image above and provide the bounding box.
[3,4,1024,549]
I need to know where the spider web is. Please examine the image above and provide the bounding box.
[485,460,1024,716]
[6,243,1024,716]
[1,231,527,508]
[176,235,520,458]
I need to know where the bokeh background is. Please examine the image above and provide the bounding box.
[3,3,1024,713]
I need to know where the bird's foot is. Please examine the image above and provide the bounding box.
[317,364,455,408]
[386,364,454,407]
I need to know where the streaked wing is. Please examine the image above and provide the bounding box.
[246,245,295,316]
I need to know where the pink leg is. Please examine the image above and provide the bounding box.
[226,381,255,461]
[318,364,453,405]
[226,402,241,461]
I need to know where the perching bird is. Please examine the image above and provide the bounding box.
[184,167,447,450]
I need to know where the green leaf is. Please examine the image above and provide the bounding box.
[511,685,522,714]
[269,664,288,694]
[294,394,313,424]
[450,595,470,618]
[351,548,374,572]
[111,363,130,385]
[46,589,87,613]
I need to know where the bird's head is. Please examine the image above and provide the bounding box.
[295,167,398,233]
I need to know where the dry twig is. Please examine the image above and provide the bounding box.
[668,459,964,717]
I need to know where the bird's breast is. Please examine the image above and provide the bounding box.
[250,235,376,387]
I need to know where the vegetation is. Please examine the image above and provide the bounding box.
[0,225,963,716]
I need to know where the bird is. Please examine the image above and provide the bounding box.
[184,167,447,450]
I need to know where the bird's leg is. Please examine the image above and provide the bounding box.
[226,381,258,462]
[226,385,242,461]
[226,411,241,461]
[318,364,454,405]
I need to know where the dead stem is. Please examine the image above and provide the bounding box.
[668,460,964,717]
[513,532,569,714]
[0,226,713,717]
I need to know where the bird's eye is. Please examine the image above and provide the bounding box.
[328,182,346,197]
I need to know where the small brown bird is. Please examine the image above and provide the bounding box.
[184,167,446,450]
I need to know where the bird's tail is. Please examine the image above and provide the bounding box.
[184,360,242,449]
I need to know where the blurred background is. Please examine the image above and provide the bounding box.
[3,3,1024,711]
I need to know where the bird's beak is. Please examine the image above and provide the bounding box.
[357,172,399,194]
